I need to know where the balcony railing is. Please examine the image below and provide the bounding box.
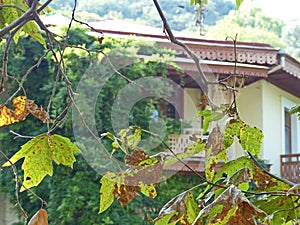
[165,130,206,173]
[280,154,300,183]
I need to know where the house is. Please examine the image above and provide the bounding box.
[88,19,300,182]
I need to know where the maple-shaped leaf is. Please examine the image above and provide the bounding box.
[28,208,48,225]
[0,96,30,127]
[2,134,80,191]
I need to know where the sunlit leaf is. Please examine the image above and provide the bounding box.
[198,109,225,134]
[236,0,244,9]
[23,20,46,48]
[99,172,119,213]
[0,96,29,127]
[2,134,80,191]
[213,156,254,183]
[224,119,263,157]
[117,126,142,153]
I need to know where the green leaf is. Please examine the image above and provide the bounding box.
[236,0,244,9]
[117,126,142,152]
[2,134,80,191]
[198,109,225,134]
[254,196,300,224]
[213,156,254,183]
[224,119,263,157]
[154,212,178,225]
[23,21,46,48]
[99,173,117,213]
[183,192,199,224]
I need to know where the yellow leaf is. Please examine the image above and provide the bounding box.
[0,96,29,127]
[2,134,80,191]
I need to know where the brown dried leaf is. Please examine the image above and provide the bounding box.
[26,99,52,123]
[125,148,149,167]
[205,126,224,155]
[28,209,48,225]
[195,186,266,225]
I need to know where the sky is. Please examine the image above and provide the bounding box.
[239,0,299,22]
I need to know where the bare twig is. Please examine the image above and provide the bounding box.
[0,150,28,221]
[9,130,35,139]
[152,0,219,95]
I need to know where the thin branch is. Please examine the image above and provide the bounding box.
[0,4,26,13]
[0,150,28,220]
[9,130,35,139]
[248,151,295,186]
[152,0,218,96]
[0,0,39,38]
[0,0,40,92]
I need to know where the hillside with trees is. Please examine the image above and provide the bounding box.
[49,0,235,33]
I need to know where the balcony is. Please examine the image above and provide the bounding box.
[164,129,206,174]
[280,154,300,183]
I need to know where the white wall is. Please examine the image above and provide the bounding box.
[237,80,300,175]
[183,88,202,130]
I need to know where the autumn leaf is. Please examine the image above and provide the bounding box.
[2,134,80,191]
[28,209,48,225]
[0,96,52,127]
[0,96,30,127]
[100,149,162,213]
[152,191,199,224]
[194,186,266,225]
[99,171,158,213]
[224,119,263,157]
[25,99,52,123]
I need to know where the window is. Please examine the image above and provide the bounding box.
[282,97,300,155]
[284,108,292,154]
